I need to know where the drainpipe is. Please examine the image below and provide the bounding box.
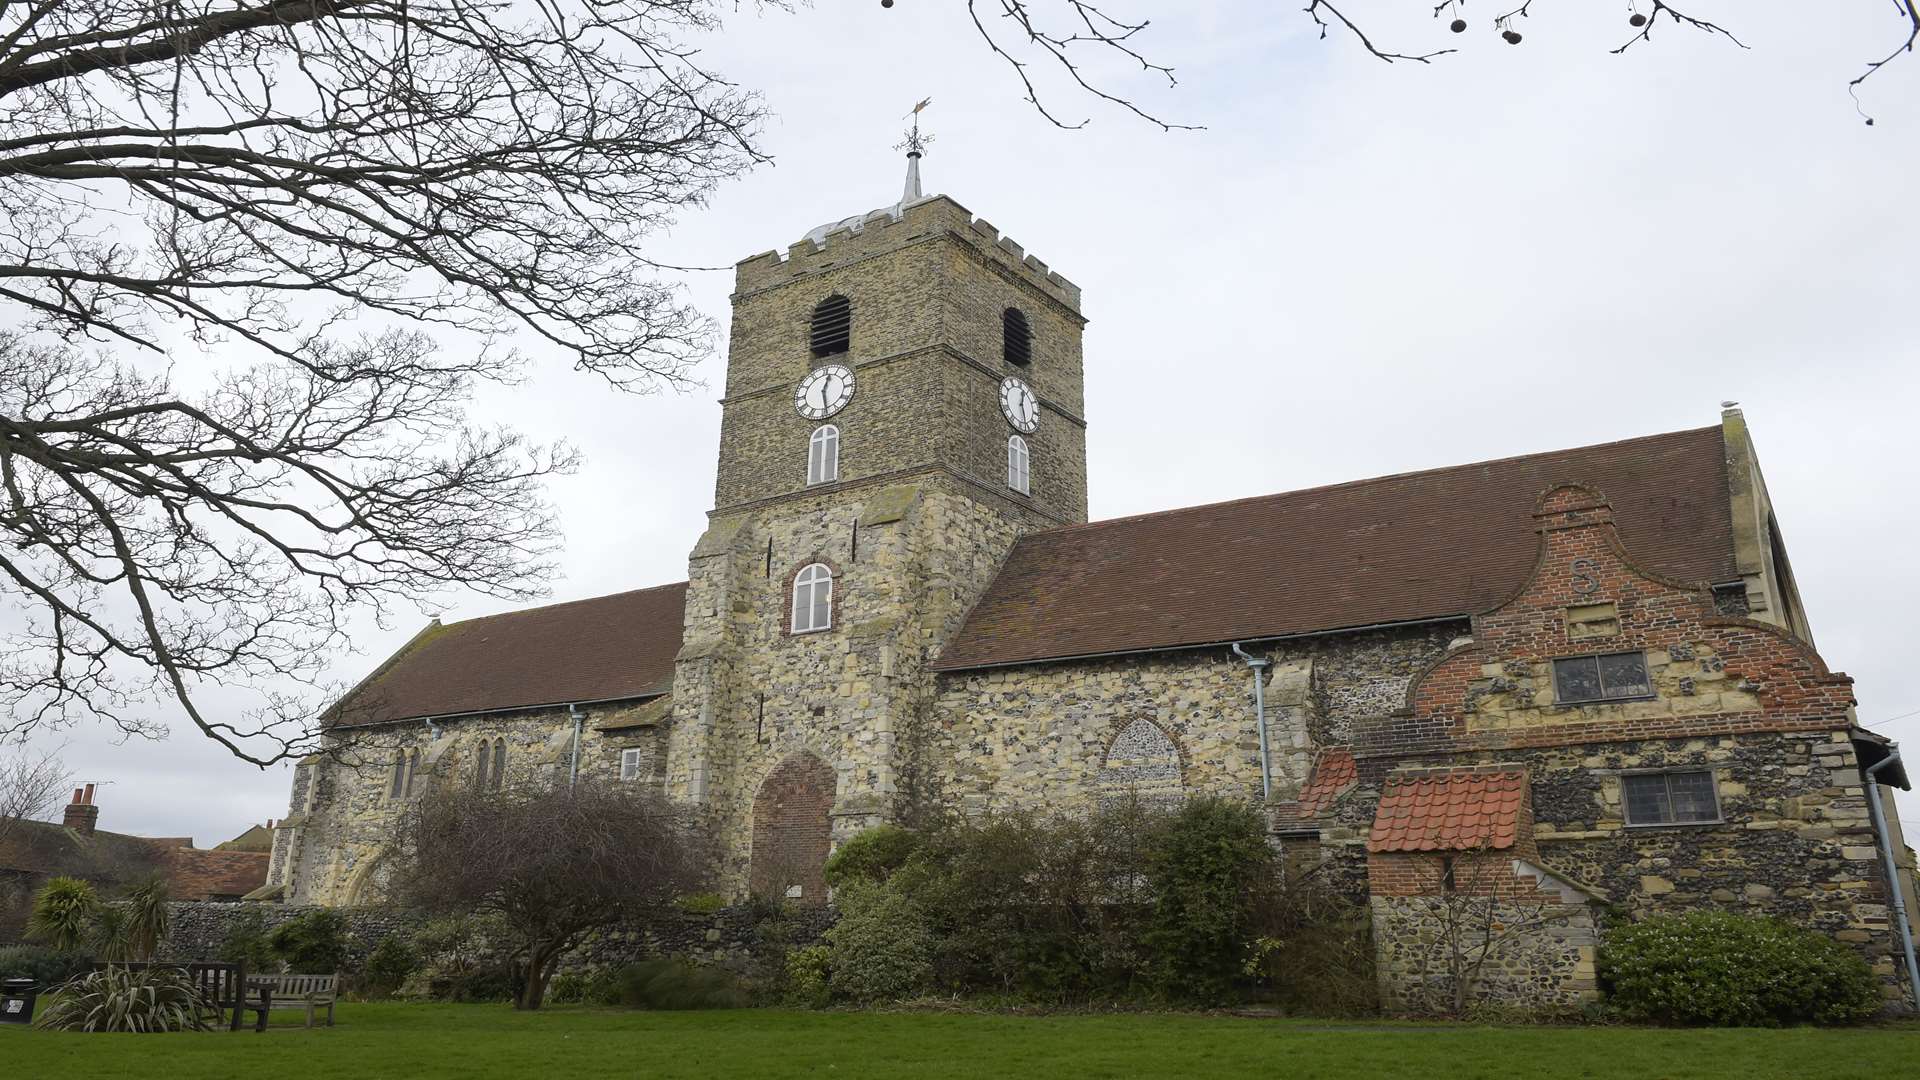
[568,704,585,790]
[1864,749,1920,1013]
[1230,642,1273,800]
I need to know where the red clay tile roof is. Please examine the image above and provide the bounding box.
[330,582,687,727]
[933,426,1736,671]
[1273,748,1359,823]
[152,845,270,900]
[1368,768,1528,853]
[0,821,268,901]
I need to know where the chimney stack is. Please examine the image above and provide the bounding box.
[62,784,99,836]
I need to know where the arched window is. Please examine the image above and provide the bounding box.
[404,747,421,796]
[490,740,506,790]
[473,740,490,790]
[807,424,839,486]
[1007,435,1030,495]
[791,563,833,634]
[1003,308,1032,366]
[388,750,406,798]
[809,295,851,358]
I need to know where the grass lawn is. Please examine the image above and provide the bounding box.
[3,1001,1915,1079]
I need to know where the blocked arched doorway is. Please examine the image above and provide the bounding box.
[748,753,836,904]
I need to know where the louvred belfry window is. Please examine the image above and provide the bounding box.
[810,295,851,358]
[1003,308,1031,366]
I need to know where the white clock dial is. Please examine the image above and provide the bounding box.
[1000,377,1039,433]
[795,364,855,420]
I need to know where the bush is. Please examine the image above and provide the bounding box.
[609,957,750,1010]
[35,965,212,1033]
[1143,797,1276,1002]
[823,825,921,889]
[1600,911,1883,1026]
[217,908,279,974]
[269,908,349,973]
[784,945,832,1008]
[826,883,933,1003]
[361,935,418,999]
[1242,875,1378,1017]
[410,913,518,1002]
[27,876,99,953]
[0,944,89,991]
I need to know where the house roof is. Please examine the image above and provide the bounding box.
[329,582,688,727]
[1367,767,1528,853]
[0,820,268,901]
[932,425,1737,671]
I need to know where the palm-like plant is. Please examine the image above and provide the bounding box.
[26,877,99,953]
[123,877,171,962]
[34,965,211,1033]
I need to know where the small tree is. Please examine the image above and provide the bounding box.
[27,876,98,953]
[122,877,171,962]
[390,778,711,1010]
[1413,846,1580,1017]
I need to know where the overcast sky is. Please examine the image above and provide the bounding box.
[19,2,1920,846]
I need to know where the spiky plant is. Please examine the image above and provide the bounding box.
[88,905,131,963]
[27,877,98,953]
[122,877,171,962]
[34,965,211,1033]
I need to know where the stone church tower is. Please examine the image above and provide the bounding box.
[663,160,1088,900]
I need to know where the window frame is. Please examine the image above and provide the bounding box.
[1552,649,1653,705]
[807,424,839,486]
[1619,768,1723,828]
[620,747,645,782]
[791,562,834,634]
[1007,434,1030,495]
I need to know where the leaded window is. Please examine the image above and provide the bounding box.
[792,563,833,634]
[1553,651,1651,704]
[620,748,645,782]
[1623,770,1720,825]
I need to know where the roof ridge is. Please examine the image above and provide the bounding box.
[435,580,690,631]
[1034,424,1723,540]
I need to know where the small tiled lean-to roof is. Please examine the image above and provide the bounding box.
[328,582,688,728]
[933,425,1737,671]
[1273,748,1360,825]
[1367,768,1528,853]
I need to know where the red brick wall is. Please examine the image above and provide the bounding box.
[747,753,836,904]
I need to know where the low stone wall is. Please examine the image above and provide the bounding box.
[154,900,832,979]
[1370,895,1599,1015]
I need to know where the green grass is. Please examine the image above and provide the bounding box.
[3,1001,1916,1079]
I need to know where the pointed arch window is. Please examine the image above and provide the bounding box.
[1007,435,1030,495]
[388,750,406,798]
[473,739,491,790]
[810,295,852,358]
[1003,307,1032,366]
[403,747,421,797]
[807,424,839,486]
[490,739,506,790]
[792,563,834,634]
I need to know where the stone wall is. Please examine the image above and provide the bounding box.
[1369,892,1599,1015]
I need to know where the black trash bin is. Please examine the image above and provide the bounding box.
[1,978,37,1025]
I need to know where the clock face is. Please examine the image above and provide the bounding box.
[1000,377,1039,433]
[795,364,855,420]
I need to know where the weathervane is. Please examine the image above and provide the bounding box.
[895,97,934,158]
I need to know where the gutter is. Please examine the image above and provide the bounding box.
[932,613,1471,675]
[1230,642,1273,800]
[1864,747,1920,1013]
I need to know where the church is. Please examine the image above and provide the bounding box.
[264,155,1917,1010]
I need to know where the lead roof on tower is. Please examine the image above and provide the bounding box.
[931,425,1739,672]
[801,115,933,248]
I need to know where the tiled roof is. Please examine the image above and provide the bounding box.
[0,821,267,901]
[1367,767,1528,853]
[153,845,270,900]
[329,582,687,727]
[933,425,1736,671]
[1273,748,1359,824]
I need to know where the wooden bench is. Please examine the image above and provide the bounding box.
[247,973,339,1028]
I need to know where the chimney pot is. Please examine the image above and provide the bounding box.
[71,787,84,804]
[83,782,95,805]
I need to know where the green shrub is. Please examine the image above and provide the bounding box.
[1600,911,1883,1026]
[410,913,517,1002]
[34,965,212,1033]
[0,944,89,990]
[361,935,418,999]
[674,892,727,916]
[823,825,921,889]
[217,908,279,974]
[269,908,349,973]
[784,944,832,1008]
[1143,797,1275,1002]
[826,882,932,1004]
[610,957,750,1010]
[1242,876,1378,1017]
[27,876,99,953]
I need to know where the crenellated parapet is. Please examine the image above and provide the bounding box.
[733,195,1082,313]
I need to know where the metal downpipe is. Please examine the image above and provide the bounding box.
[1864,750,1920,1012]
[1230,642,1273,800]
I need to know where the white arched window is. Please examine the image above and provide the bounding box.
[807,424,839,486]
[791,563,833,634]
[1007,435,1030,495]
